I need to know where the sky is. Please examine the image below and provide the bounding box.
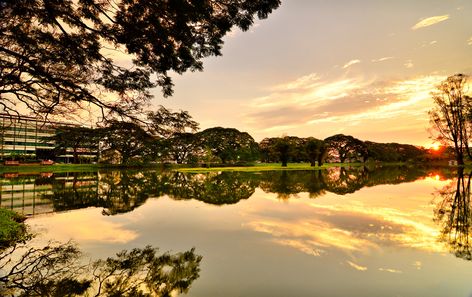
[150,0,472,147]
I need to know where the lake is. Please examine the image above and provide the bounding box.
[1,166,472,296]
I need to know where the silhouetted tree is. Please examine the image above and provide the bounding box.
[0,0,281,119]
[429,74,472,165]
[146,106,199,138]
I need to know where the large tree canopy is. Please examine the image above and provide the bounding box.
[0,0,281,119]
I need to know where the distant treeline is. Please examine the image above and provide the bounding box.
[19,107,449,165]
[40,123,449,165]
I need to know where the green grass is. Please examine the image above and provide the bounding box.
[0,163,100,173]
[0,208,27,249]
[0,163,167,174]
[174,162,368,173]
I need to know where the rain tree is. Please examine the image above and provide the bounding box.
[324,134,365,163]
[0,0,281,120]
[197,127,259,164]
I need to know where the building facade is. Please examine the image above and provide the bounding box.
[0,114,97,162]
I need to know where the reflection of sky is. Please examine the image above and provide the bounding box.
[243,181,446,257]
[30,208,138,244]
[27,176,472,297]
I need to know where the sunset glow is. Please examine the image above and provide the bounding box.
[162,0,472,145]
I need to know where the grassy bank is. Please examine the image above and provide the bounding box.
[0,209,27,249]
[174,162,369,173]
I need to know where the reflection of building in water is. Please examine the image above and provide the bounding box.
[0,113,97,162]
[0,172,98,216]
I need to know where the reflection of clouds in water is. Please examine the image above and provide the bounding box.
[378,268,403,274]
[29,209,138,243]
[243,191,446,258]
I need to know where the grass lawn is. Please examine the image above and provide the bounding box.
[0,163,100,174]
[174,162,367,173]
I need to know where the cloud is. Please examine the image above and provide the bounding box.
[412,15,449,30]
[347,261,368,271]
[404,60,414,68]
[244,73,444,136]
[343,59,361,69]
[468,37,472,46]
[371,57,394,63]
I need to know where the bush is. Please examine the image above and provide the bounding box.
[0,209,28,249]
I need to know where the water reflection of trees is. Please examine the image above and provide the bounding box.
[164,172,258,205]
[258,166,427,199]
[2,166,436,215]
[0,238,202,296]
[434,168,472,260]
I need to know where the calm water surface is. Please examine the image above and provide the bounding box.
[2,166,472,296]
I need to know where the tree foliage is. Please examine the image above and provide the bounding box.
[0,239,202,296]
[44,125,98,163]
[429,74,472,165]
[100,121,154,164]
[146,106,199,138]
[324,134,365,163]
[197,127,259,164]
[304,137,327,166]
[0,0,281,119]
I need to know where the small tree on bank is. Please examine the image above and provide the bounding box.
[429,74,472,165]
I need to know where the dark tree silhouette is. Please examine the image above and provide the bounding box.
[0,0,281,119]
[429,74,472,165]
[146,106,199,139]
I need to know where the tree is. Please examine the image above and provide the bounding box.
[324,134,365,163]
[304,137,325,166]
[197,127,259,164]
[100,121,153,164]
[44,126,99,163]
[274,136,295,167]
[259,137,280,163]
[429,74,472,165]
[165,132,199,164]
[146,106,199,138]
[0,0,281,120]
